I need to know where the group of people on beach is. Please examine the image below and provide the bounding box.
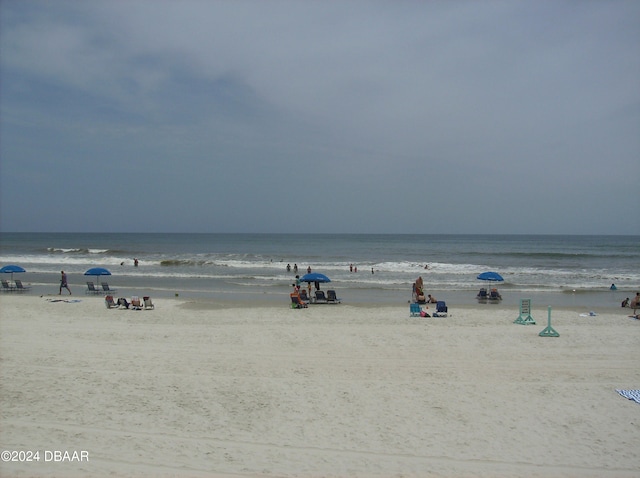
[621,292,640,311]
[412,276,437,304]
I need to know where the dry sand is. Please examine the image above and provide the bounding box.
[1,294,638,477]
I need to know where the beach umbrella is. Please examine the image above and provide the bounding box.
[477,271,504,282]
[0,264,25,280]
[84,267,112,284]
[299,272,331,284]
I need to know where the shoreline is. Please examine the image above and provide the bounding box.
[4,278,636,310]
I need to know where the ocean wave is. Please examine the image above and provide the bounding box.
[46,247,111,254]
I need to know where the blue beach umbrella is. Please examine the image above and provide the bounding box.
[299,272,331,284]
[0,264,26,280]
[477,271,504,282]
[84,267,112,284]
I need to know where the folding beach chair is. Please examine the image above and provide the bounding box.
[314,290,328,303]
[433,301,448,317]
[143,296,155,309]
[104,295,118,308]
[1,280,15,292]
[14,280,30,292]
[290,295,308,309]
[326,290,341,303]
[131,296,143,310]
[102,283,116,294]
[410,303,422,317]
[86,282,100,294]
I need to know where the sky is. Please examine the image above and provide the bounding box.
[1,0,639,235]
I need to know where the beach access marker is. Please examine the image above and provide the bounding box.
[539,306,560,337]
[514,298,536,325]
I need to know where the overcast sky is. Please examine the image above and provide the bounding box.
[1,1,638,234]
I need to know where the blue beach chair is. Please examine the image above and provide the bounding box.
[433,301,448,317]
[326,290,341,303]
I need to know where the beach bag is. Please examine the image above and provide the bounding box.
[420,310,430,317]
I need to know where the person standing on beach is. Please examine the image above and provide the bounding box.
[59,270,71,295]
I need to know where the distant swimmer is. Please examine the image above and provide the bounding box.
[610,283,617,290]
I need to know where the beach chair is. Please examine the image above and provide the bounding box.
[104,295,118,308]
[131,296,143,310]
[101,283,116,294]
[117,297,130,309]
[433,301,448,317]
[14,279,30,292]
[476,288,488,301]
[326,289,341,304]
[1,280,15,292]
[489,289,502,301]
[143,296,155,309]
[299,289,310,302]
[290,295,308,309]
[314,290,328,303]
[410,303,422,317]
[86,282,100,294]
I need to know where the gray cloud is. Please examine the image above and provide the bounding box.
[1,0,639,233]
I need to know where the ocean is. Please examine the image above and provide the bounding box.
[1,233,638,308]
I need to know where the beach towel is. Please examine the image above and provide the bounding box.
[616,389,640,404]
[579,311,597,317]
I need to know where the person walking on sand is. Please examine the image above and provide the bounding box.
[59,270,71,295]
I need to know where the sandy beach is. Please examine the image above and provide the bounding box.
[1,293,638,477]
